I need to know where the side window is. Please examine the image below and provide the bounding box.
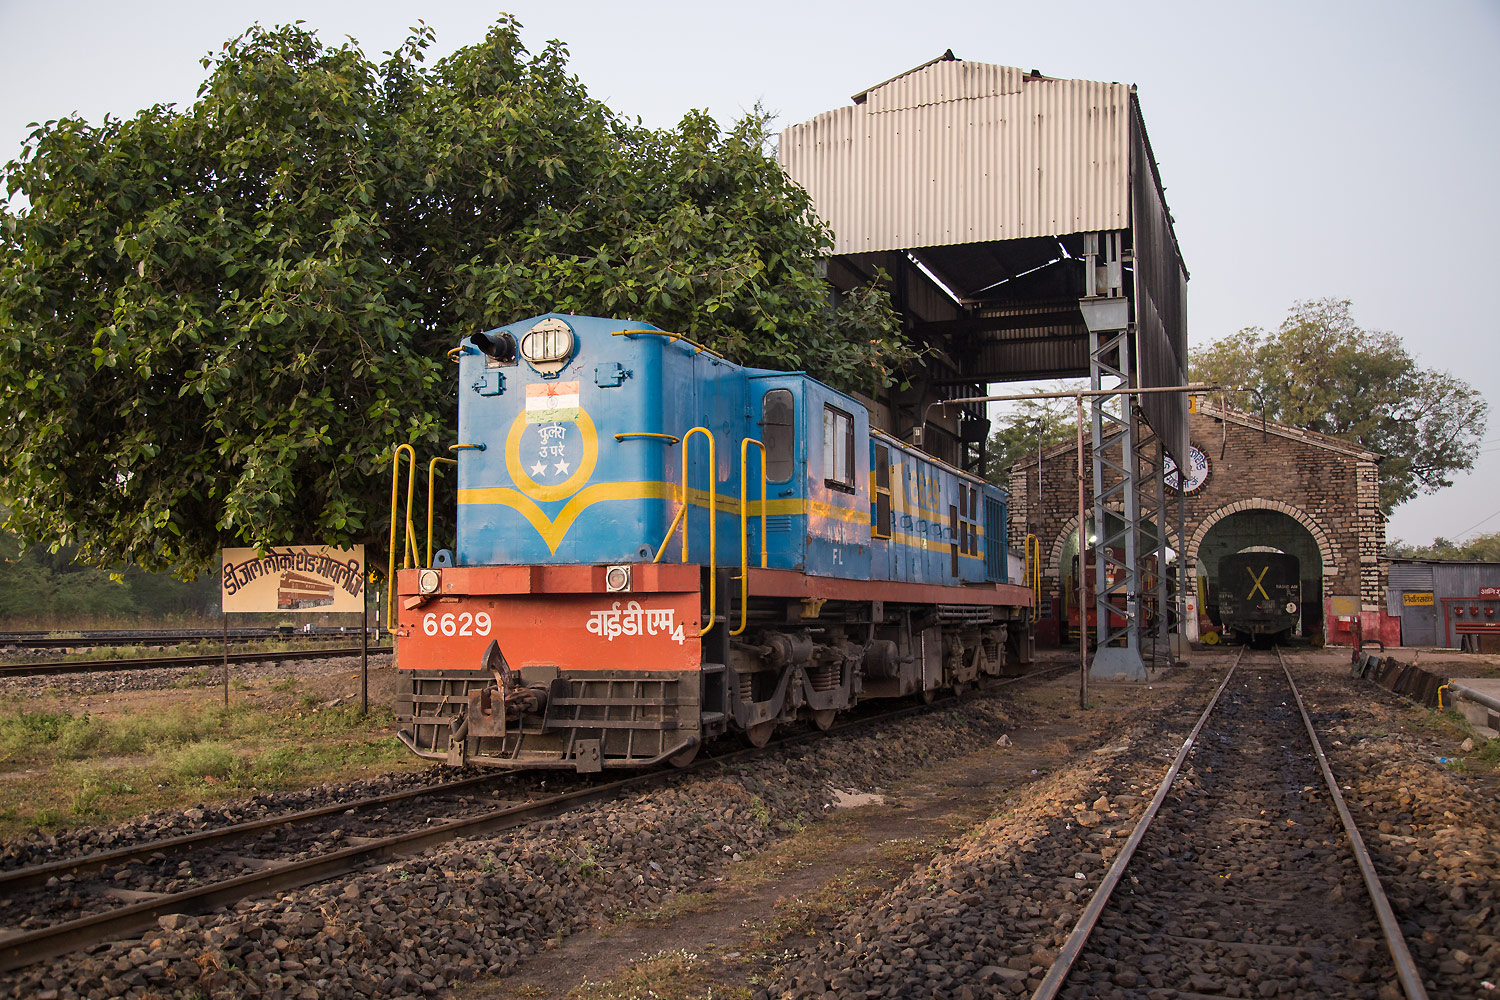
[873,444,892,538]
[949,503,960,576]
[822,405,855,492]
[762,389,795,483]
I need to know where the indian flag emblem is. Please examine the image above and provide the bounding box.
[525,381,580,424]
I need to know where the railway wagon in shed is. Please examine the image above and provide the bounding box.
[389,314,1034,771]
[1217,551,1301,645]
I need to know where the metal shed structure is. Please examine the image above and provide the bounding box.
[778,53,1190,676]
[1387,560,1500,650]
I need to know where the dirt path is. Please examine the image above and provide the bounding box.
[470,677,1160,1000]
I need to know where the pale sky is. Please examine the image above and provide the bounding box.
[2,0,1497,546]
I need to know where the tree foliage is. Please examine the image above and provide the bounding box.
[1387,531,1500,562]
[1191,299,1487,514]
[0,18,909,577]
[0,527,218,624]
[984,391,1079,485]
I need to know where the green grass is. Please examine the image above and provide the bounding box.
[0,700,413,833]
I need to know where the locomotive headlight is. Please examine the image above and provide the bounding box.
[1285,602,1297,614]
[605,565,632,593]
[519,317,576,376]
[418,569,442,595]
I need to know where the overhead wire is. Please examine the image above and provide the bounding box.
[1450,506,1500,541]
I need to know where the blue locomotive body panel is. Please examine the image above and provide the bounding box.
[449,314,1008,586]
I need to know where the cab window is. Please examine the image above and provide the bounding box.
[823,405,855,492]
[873,444,892,538]
[762,389,795,483]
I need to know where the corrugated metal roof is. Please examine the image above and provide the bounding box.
[1430,563,1500,596]
[1389,563,1435,589]
[779,62,1131,255]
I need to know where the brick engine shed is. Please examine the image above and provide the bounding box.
[1008,403,1389,648]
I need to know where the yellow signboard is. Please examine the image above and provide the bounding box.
[1327,595,1359,617]
[222,545,366,614]
[1401,591,1434,607]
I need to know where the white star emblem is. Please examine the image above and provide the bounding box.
[553,459,570,476]
[530,460,547,477]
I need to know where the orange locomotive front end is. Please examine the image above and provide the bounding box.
[394,563,712,770]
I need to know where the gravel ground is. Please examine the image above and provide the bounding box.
[0,698,1019,999]
[3,656,1494,1000]
[763,659,1499,1000]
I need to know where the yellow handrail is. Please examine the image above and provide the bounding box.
[426,456,458,567]
[649,426,718,635]
[610,329,726,361]
[1025,533,1042,601]
[615,432,682,445]
[733,438,767,636]
[387,444,418,629]
[652,506,687,564]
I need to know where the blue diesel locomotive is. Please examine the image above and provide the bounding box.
[392,313,1034,771]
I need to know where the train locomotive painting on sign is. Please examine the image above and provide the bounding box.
[391,315,1035,771]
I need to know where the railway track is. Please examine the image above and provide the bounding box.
[0,628,370,650]
[0,663,1070,973]
[0,645,392,678]
[1033,646,1429,999]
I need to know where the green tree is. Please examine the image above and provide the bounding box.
[1191,298,1487,513]
[0,18,909,578]
[0,526,218,625]
[1387,532,1500,561]
[985,392,1078,485]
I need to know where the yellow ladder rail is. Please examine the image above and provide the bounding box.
[387,444,419,629]
[426,456,458,567]
[1025,533,1042,601]
[733,438,767,636]
[610,329,726,361]
[650,426,718,636]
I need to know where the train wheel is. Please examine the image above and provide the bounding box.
[921,688,937,705]
[812,709,836,731]
[668,743,699,768]
[746,721,775,747]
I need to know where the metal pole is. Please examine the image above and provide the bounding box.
[221,612,229,709]
[1077,394,1088,710]
[360,595,369,716]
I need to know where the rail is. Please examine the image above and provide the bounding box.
[650,427,718,635]
[614,432,681,445]
[733,438,768,636]
[1278,646,1428,999]
[609,328,726,361]
[0,665,1068,974]
[1024,532,1041,603]
[386,444,419,629]
[426,456,458,567]
[1031,646,1429,1000]
[0,646,392,679]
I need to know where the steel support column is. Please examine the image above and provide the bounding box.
[1138,425,1173,666]
[1178,475,1189,648]
[1080,231,1144,679]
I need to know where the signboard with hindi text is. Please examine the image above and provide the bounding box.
[222,545,366,614]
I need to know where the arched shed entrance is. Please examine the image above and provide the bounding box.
[1187,500,1337,642]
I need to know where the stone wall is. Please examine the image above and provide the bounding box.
[1008,405,1385,643]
